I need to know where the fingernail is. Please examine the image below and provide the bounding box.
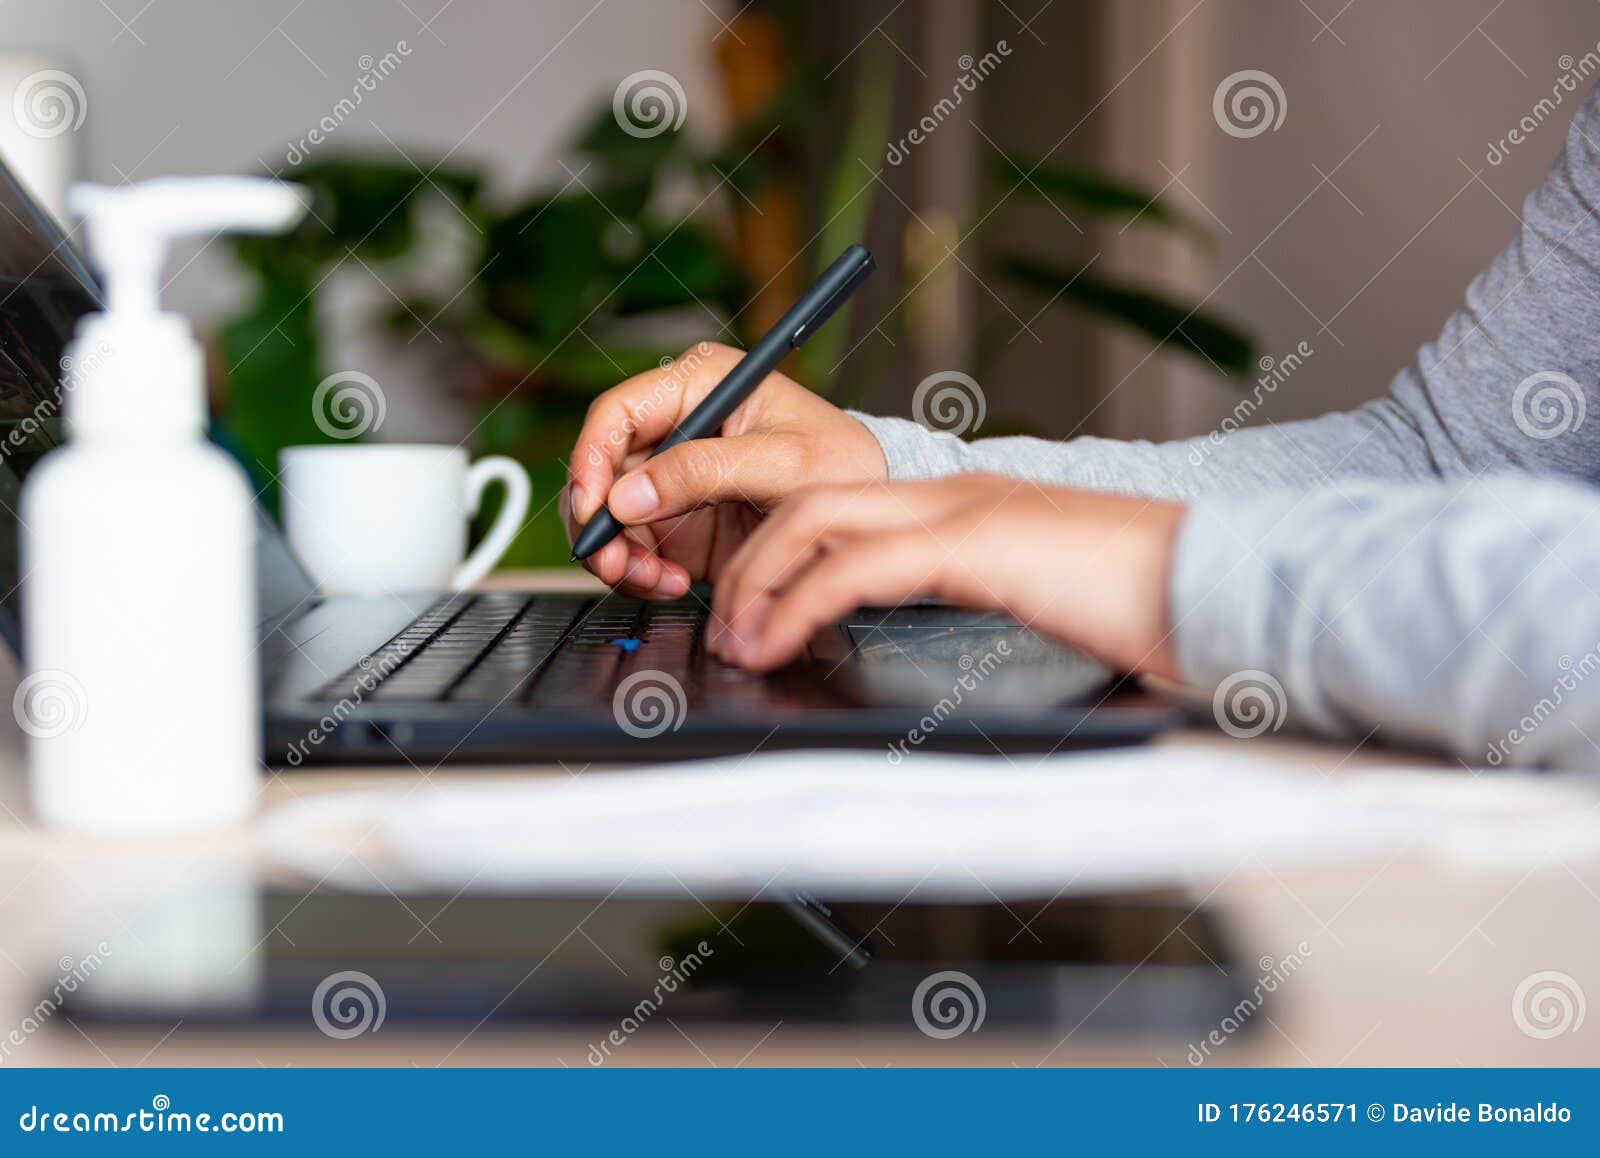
[608,473,659,521]
[570,482,591,520]
[657,569,690,598]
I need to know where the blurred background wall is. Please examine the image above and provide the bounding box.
[0,0,727,461]
[1101,0,1600,435]
[0,0,726,318]
[4,0,1598,555]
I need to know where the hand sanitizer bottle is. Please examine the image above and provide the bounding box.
[20,177,306,833]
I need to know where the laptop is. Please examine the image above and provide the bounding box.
[0,159,1179,764]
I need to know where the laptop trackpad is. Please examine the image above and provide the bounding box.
[826,606,1113,709]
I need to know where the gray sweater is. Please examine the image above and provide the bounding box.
[853,82,1600,770]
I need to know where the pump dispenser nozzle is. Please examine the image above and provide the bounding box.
[70,178,307,316]
[63,177,306,439]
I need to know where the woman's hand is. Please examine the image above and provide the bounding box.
[563,342,888,598]
[708,473,1188,679]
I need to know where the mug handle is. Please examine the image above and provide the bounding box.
[450,456,532,591]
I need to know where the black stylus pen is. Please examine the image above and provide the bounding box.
[571,243,876,562]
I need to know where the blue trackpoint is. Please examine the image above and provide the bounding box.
[610,637,643,652]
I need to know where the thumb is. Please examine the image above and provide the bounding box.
[605,432,808,524]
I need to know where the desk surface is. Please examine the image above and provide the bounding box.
[0,571,1595,1067]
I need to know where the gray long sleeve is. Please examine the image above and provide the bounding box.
[847,82,1600,768]
[1174,477,1600,770]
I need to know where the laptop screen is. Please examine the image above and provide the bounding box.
[0,163,96,649]
[0,159,315,652]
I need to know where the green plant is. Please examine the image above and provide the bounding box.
[988,152,1255,376]
[220,117,749,564]
[217,69,1253,567]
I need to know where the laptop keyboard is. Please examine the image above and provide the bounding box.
[312,593,741,710]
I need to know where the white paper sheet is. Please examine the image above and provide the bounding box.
[260,747,1591,899]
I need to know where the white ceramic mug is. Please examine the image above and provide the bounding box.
[279,444,531,594]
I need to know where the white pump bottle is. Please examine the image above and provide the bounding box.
[21,177,306,833]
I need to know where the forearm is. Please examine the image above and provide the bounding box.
[1171,476,1600,769]
[853,402,1443,500]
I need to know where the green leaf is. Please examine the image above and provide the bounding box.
[461,314,678,397]
[571,99,686,189]
[699,71,811,203]
[269,156,482,265]
[462,312,549,369]
[609,221,739,316]
[795,49,894,391]
[471,397,591,566]
[216,268,323,509]
[481,195,613,341]
[998,256,1257,377]
[541,343,680,391]
[994,153,1209,241]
